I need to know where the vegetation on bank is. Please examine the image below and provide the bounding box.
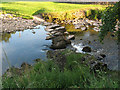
[1,2,106,20]
[1,1,119,88]
[99,2,120,42]
[2,50,119,88]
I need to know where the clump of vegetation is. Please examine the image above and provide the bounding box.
[85,9,104,20]
[99,2,120,42]
[2,51,119,88]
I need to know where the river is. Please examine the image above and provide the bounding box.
[1,24,119,74]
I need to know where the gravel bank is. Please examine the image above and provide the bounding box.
[0,14,44,33]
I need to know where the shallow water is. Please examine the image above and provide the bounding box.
[1,25,52,73]
[71,30,119,70]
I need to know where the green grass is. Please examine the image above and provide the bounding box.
[1,2,105,15]
[1,1,106,20]
[2,50,119,88]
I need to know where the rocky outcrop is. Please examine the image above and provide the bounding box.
[71,18,102,32]
[45,24,73,49]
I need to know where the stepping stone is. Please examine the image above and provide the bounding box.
[46,24,60,29]
[55,26,66,33]
[81,27,87,31]
[67,35,75,40]
[45,28,54,32]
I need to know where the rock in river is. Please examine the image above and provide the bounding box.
[45,28,54,32]
[82,46,92,52]
[81,27,87,31]
[67,35,75,40]
[46,36,54,40]
[46,24,60,29]
[50,36,71,49]
[50,40,67,49]
[55,26,66,33]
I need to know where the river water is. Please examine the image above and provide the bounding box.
[1,25,52,73]
[1,24,119,74]
[71,30,119,70]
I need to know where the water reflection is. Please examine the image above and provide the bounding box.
[1,25,52,73]
[0,33,12,42]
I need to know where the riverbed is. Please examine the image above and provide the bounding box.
[1,24,119,74]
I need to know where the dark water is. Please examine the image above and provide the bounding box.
[1,25,52,73]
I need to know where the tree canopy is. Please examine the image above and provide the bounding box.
[99,1,120,42]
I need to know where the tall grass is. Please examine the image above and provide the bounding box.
[2,51,119,88]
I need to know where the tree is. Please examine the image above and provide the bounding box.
[99,1,120,42]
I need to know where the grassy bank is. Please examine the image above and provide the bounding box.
[2,50,119,88]
[1,2,106,20]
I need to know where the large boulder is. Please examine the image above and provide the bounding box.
[50,40,67,49]
[50,36,71,49]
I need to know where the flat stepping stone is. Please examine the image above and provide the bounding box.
[46,36,54,40]
[46,24,60,29]
[67,35,75,40]
[53,32,63,36]
[45,28,54,32]
[55,26,66,32]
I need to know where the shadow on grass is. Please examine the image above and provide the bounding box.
[2,2,16,4]
[53,1,115,5]
[2,2,28,6]
[32,8,46,15]
[2,7,18,12]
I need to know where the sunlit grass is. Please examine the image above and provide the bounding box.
[1,2,106,18]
